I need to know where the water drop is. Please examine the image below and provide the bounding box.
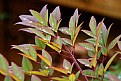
[52,23,54,26]
[29,21,33,23]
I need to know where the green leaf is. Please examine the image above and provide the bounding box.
[49,14,57,32]
[22,57,33,72]
[28,45,37,60]
[54,36,62,48]
[104,53,118,73]
[108,35,121,51]
[83,70,95,77]
[75,71,80,79]
[61,38,72,46]
[0,54,9,71]
[98,63,104,76]
[87,50,94,57]
[63,59,71,72]
[4,76,13,81]
[78,43,95,52]
[37,26,55,36]
[89,16,97,35]
[35,37,46,49]
[108,74,120,81]
[11,62,24,81]
[81,30,96,38]
[59,27,71,35]
[31,75,41,81]
[30,10,46,26]
[77,59,91,68]
[69,74,76,81]
[45,34,51,42]
[118,41,121,50]
[101,46,107,56]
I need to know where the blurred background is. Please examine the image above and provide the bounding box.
[0,0,121,80]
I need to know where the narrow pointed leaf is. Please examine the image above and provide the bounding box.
[69,74,75,81]
[75,71,80,79]
[63,59,71,71]
[37,54,52,66]
[51,67,68,74]
[108,74,120,81]
[73,9,79,27]
[82,30,96,38]
[22,57,33,72]
[25,71,46,76]
[61,38,72,46]
[59,27,71,35]
[45,34,51,42]
[35,37,46,49]
[89,16,97,35]
[0,54,9,71]
[83,70,95,77]
[31,75,41,81]
[118,41,121,50]
[30,10,46,26]
[11,62,24,81]
[98,63,104,76]
[108,35,121,51]
[54,36,62,48]
[28,45,37,60]
[79,43,95,52]
[77,59,91,68]
[104,53,118,73]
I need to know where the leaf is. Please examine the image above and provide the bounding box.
[52,77,69,81]
[98,63,104,76]
[101,46,107,56]
[59,27,71,35]
[118,41,121,50]
[87,50,94,57]
[30,10,46,26]
[54,36,62,48]
[25,70,47,76]
[72,22,82,45]
[77,59,91,68]
[35,37,46,49]
[0,54,9,71]
[18,53,36,62]
[31,75,41,81]
[12,45,29,55]
[81,30,96,38]
[69,74,75,81]
[108,35,121,51]
[11,62,24,81]
[45,34,51,42]
[37,26,55,36]
[22,57,33,72]
[49,14,57,32]
[37,54,52,66]
[28,45,37,60]
[83,69,95,77]
[0,68,21,81]
[73,9,79,27]
[51,67,68,75]
[51,6,61,22]
[104,53,118,73]
[4,76,13,81]
[78,43,95,52]
[89,16,97,35]
[61,38,72,46]
[42,49,52,65]
[75,71,80,79]
[63,59,71,71]
[108,74,120,81]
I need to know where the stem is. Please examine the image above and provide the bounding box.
[64,45,88,81]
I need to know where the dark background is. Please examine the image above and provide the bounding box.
[0,0,121,80]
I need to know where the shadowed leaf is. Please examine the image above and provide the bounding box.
[77,59,91,68]
[31,75,41,81]
[108,74,120,81]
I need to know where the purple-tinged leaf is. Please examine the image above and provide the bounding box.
[63,59,71,71]
[28,44,37,60]
[11,62,24,81]
[59,27,71,35]
[42,49,52,65]
[118,41,121,50]
[36,26,55,36]
[31,75,41,81]
[30,10,46,26]
[73,9,78,26]
[0,54,9,71]
[54,36,62,48]
[22,57,33,72]
[61,38,72,46]
[82,30,96,38]
[89,16,97,35]
[108,35,121,51]
[104,53,118,73]
[77,59,91,68]
[78,43,95,52]
[108,74,120,81]
[51,6,61,22]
